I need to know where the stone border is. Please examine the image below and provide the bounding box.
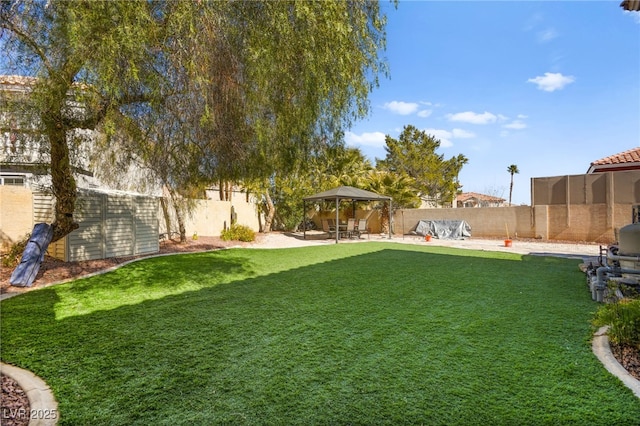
[1,362,59,425]
[592,326,640,399]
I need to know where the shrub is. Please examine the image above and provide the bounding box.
[593,298,640,349]
[220,224,255,242]
[1,234,30,268]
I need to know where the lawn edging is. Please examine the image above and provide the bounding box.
[1,362,59,425]
[592,326,640,399]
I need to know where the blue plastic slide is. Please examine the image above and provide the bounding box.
[10,223,54,287]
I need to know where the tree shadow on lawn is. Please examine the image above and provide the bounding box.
[2,246,639,424]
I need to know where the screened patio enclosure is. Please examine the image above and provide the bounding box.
[302,186,393,243]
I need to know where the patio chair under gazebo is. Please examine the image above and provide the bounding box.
[302,186,393,243]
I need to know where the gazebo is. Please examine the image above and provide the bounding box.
[302,186,393,243]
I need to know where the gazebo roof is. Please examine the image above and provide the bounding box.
[303,185,391,202]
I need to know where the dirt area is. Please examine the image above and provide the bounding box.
[0,233,638,417]
[611,342,640,381]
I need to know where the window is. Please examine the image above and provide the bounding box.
[0,175,26,186]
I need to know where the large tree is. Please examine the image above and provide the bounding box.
[1,0,390,242]
[377,125,468,206]
[1,1,167,242]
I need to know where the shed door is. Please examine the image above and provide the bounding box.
[105,195,134,258]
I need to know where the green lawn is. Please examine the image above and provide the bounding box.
[2,243,640,425]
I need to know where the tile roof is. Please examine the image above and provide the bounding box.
[457,192,505,202]
[621,0,640,11]
[591,147,640,166]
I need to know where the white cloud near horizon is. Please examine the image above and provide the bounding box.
[446,111,498,125]
[345,131,386,148]
[417,109,433,118]
[503,120,527,130]
[423,127,477,148]
[527,72,575,92]
[424,128,454,147]
[383,101,419,115]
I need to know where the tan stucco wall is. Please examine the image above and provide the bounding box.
[397,206,534,240]
[0,185,33,251]
[163,198,261,238]
[397,203,633,244]
[183,200,232,237]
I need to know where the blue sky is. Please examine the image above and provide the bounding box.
[346,0,640,205]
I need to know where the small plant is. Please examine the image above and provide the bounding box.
[593,298,640,349]
[1,234,30,268]
[220,224,255,242]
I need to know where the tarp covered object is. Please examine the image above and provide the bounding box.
[414,220,471,240]
[10,223,54,287]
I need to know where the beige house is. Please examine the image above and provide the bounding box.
[456,192,506,208]
[0,75,98,190]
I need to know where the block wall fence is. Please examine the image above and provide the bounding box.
[396,171,640,244]
[2,170,639,253]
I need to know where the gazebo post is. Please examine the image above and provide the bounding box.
[335,197,339,244]
[303,200,306,240]
[389,199,393,239]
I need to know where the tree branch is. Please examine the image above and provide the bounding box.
[0,8,54,75]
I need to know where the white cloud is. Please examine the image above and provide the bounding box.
[446,111,498,125]
[537,28,558,43]
[517,114,528,119]
[422,127,477,147]
[424,128,453,147]
[452,128,475,138]
[383,101,419,115]
[417,109,433,118]
[345,131,386,148]
[624,11,640,24]
[503,120,527,130]
[527,72,575,92]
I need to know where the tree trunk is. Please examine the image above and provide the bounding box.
[509,175,514,206]
[380,202,390,234]
[160,196,172,238]
[167,187,187,242]
[263,190,275,233]
[47,112,79,243]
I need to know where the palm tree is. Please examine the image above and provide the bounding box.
[507,164,520,206]
[363,170,421,233]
